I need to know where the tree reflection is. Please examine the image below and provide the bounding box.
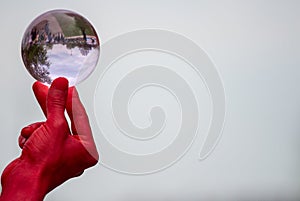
[66,41,92,56]
[22,44,52,84]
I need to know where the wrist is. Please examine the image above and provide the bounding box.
[0,160,49,201]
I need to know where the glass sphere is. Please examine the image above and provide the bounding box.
[21,9,100,86]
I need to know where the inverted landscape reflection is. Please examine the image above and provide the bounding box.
[21,9,100,86]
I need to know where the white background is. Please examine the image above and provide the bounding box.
[0,1,300,200]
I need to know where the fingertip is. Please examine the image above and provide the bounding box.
[21,126,30,136]
[18,135,26,149]
[68,86,80,101]
[68,86,76,96]
[32,81,48,117]
[32,81,47,92]
[51,77,69,91]
[21,125,35,138]
[32,81,49,98]
[20,122,44,138]
[32,81,39,90]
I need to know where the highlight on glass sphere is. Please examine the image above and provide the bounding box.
[21,9,100,86]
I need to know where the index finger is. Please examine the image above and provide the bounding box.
[32,81,48,117]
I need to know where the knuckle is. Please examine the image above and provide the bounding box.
[46,118,67,130]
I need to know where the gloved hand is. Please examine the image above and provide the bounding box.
[0,78,99,201]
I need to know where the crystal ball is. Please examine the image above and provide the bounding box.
[21,9,100,86]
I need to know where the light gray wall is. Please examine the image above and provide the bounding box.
[0,1,299,200]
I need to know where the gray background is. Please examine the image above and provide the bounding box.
[0,0,300,200]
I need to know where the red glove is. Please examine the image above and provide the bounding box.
[0,78,99,201]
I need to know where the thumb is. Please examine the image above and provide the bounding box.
[47,77,69,120]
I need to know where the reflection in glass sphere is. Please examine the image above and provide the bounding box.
[21,9,100,86]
